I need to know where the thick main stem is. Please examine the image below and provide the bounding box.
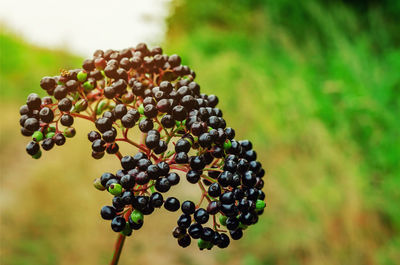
[110,234,126,265]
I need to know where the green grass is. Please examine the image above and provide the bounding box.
[165,1,400,264]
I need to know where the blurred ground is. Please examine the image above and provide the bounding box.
[1,1,400,265]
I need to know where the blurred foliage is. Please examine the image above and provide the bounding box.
[0,26,82,100]
[165,0,399,264]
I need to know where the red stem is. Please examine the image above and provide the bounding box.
[110,234,126,265]
[115,138,147,152]
[70,112,95,122]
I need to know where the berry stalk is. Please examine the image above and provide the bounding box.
[110,234,126,265]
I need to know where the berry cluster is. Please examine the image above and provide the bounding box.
[18,43,266,250]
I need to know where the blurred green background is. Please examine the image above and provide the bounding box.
[1,0,399,264]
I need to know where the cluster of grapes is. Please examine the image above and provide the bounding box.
[18,43,266,250]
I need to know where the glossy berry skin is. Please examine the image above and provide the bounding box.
[206,201,220,215]
[189,156,205,171]
[139,118,154,132]
[188,223,203,239]
[26,93,41,110]
[101,206,117,220]
[220,192,235,204]
[41,138,54,151]
[164,197,180,212]
[194,208,209,224]
[226,217,239,230]
[39,107,54,123]
[60,114,74,126]
[175,139,191,153]
[54,133,66,146]
[121,114,136,128]
[100,172,115,187]
[220,203,238,217]
[172,105,187,121]
[167,172,180,185]
[147,164,161,180]
[155,177,171,193]
[208,183,221,197]
[161,114,175,128]
[174,150,189,163]
[186,170,201,184]
[24,118,40,131]
[26,141,40,155]
[121,155,135,170]
[243,171,257,187]
[111,216,126,232]
[181,200,196,215]
[201,227,215,242]
[120,174,135,189]
[88,131,101,142]
[218,233,230,248]
[135,171,149,185]
[157,162,170,176]
[137,158,151,171]
[128,216,144,230]
[145,133,160,149]
[150,192,164,208]
[218,171,232,187]
[229,228,243,240]
[178,234,191,248]
[177,214,192,228]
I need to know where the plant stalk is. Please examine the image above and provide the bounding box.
[110,233,126,265]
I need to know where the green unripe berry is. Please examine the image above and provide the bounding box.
[197,239,210,249]
[256,200,266,210]
[32,131,44,142]
[46,132,55,139]
[96,99,108,115]
[219,215,227,226]
[74,99,88,112]
[138,104,144,115]
[121,222,132,236]
[130,210,144,224]
[93,178,106,191]
[108,101,116,110]
[47,126,56,133]
[223,139,232,150]
[83,80,94,92]
[32,150,42,159]
[108,183,122,196]
[77,70,87,82]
